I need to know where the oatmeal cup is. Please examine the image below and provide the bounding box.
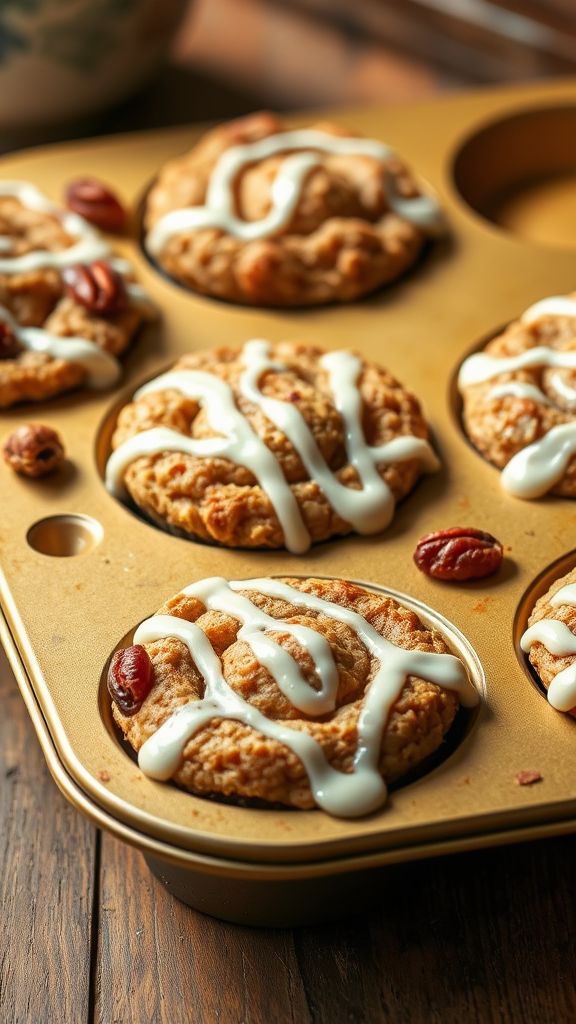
[143,111,445,306]
[458,292,576,500]
[104,339,440,552]
[0,181,154,407]
[521,565,576,718]
[108,576,479,816]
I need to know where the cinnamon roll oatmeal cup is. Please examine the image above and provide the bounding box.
[0,181,153,407]
[143,111,445,306]
[521,565,576,719]
[105,339,440,552]
[459,292,576,500]
[108,576,479,816]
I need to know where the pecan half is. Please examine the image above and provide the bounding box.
[63,260,127,315]
[414,526,503,581]
[65,177,127,233]
[0,322,22,360]
[3,423,65,477]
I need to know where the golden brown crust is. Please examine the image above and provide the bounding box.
[144,112,428,306]
[111,341,433,549]
[0,196,72,257]
[461,297,576,496]
[525,566,576,717]
[0,195,146,407]
[112,577,461,809]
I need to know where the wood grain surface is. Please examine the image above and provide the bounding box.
[2,644,575,1024]
[0,646,97,1024]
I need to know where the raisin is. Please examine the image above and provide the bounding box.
[107,644,153,716]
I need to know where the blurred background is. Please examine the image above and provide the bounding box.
[176,0,576,109]
[1,0,575,145]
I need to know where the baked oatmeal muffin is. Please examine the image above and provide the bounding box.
[521,566,576,718]
[0,181,152,407]
[105,340,440,552]
[144,111,445,306]
[108,576,479,815]
[458,293,576,499]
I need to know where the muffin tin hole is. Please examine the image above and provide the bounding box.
[99,579,485,809]
[27,514,103,557]
[514,550,576,705]
[453,106,576,248]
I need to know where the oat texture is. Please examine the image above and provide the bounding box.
[524,565,576,717]
[461,298,576,495]
[111,341,433,549]
[144,112,432,306]
[0,195,146,407]
[112,577,462,808]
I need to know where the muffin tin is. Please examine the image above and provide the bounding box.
[1,78,576,926]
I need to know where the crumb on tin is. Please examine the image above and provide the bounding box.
[515,769,543,786]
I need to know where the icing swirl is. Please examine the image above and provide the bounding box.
[105,341,439,553]
[0,181,110,273]
[146,129,445,256]
[458,295,576,499]
[0,182,153,388]
[0,303,120,389]
[134,577,478,817]
[521,582,576,713]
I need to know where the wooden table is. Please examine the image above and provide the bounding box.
[1,26,576,1023]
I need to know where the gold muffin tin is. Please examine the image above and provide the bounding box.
[1,78,576,925]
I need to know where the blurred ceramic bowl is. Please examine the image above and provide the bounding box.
[0,0,189,129]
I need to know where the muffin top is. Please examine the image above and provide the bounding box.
[459,293,576,499]
[0,181,151,406]
[144,112,444,306]
[521,565,576,717]
[106,339,439,551]
[109,576,478,815]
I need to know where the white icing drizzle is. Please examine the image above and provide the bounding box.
[0,303,119,389]
[551,583,576,607]
[545,370,576,408]
[0,180,109,273]
[458,346,576,389]
[501,423,576,498]
[459,295,576,500]
[521,583,576,712]
[521,296,576,324]
[136,577,478,817]
[107,366,310,553]
[105,340,439,553]
[486,381,552,406]
[145,129,444,255]
[0,183,155,385]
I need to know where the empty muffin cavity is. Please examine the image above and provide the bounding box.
[453,105,576,249]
